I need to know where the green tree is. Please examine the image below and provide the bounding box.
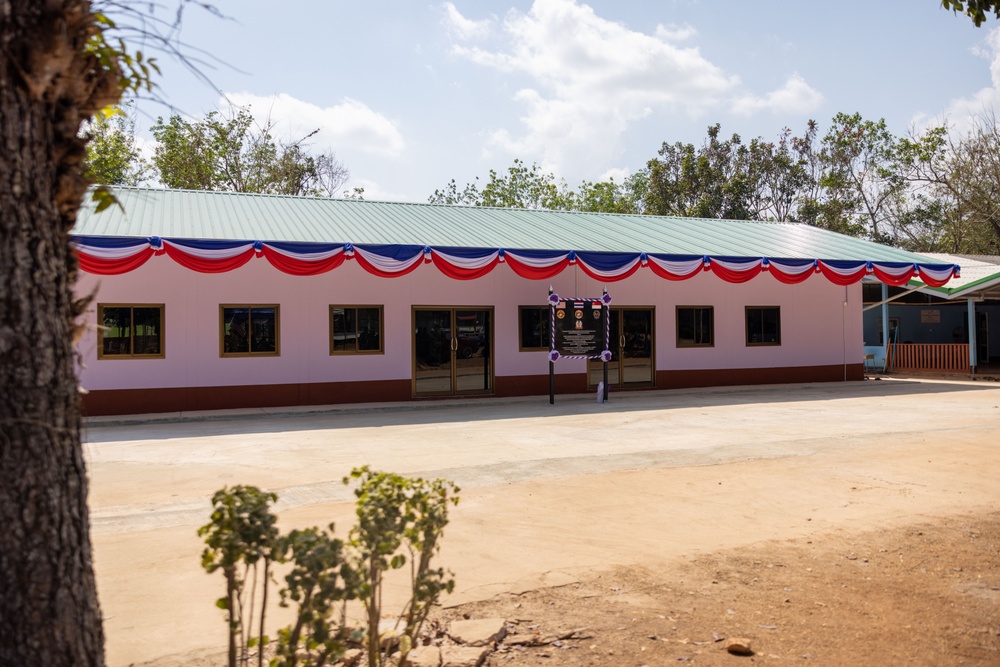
[477,159,564,209]
[936,116,1000,251]
[428,178,482,206]
[941,0,1000,25]
[818,112,907,243]
[198,486,280,667]
[428,160,562,209]
[744,130,811,222]
[84,102,150,185]
[0,1,164,665]
[430,160,648,214]
[900,114,1000,253]
[790,119,833,228]
[570,171,648,214]
[344,467,459,667]
[272,526,359,667]
[645,124,762,219]
[151,106,349,196]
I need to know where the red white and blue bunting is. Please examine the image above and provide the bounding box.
[71,236,961,288]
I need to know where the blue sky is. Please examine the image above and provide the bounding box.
[131,0,1000,202]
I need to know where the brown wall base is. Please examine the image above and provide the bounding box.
[82,379,413,416]
[81,363,864,416]
[656,363,863,389]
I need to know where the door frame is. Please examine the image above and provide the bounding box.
[589,306,656,389]
[412,306,494,397]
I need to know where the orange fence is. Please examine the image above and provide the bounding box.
[887,343,970,373]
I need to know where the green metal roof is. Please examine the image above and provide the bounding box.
[72,186,949,264]
[908,253,1000,299]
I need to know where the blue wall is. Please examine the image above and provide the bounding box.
[862,302,1000,362]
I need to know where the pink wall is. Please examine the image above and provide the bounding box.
[75,258,863,392]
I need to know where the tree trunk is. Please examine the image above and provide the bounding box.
[0,1,119,665]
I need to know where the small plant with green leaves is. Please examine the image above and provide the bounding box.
[198,485,280,667]
[344,466,460,667]
[271,525,361,667]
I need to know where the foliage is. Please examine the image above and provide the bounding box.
[198,472,459,667]
[900,113,1000,253]
[84,101,150,186]
[151,106,349,196]
[429,159,648,214]
[272,527,360,667]
[198,486,281,667]
[429,159,565,209]
[645,123,817,223]
[344,466,460,667]
[429,111,1000,253]
[941,0,1000,25]
[429,178,485,207]
[84,5,161,212]
[818,113,907,243]
[645,124,755,219]
[571,171,648,214]
[477,160,564,209]
[746,129,811,222]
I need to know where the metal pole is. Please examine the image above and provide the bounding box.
[968,297,978,373]
[549,360,555,405]
[549,287,555,405]
[602,288,609,403]
[603,360,608,402]
[881,283,889,372]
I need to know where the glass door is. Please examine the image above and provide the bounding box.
[590,307,654,388]
[590,308,621,387]
[621,308,654,385]
[454,309,491,393]
[414,309,453,396]
[414,308,493,396]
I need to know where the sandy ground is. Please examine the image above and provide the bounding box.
[82,378,1000,666]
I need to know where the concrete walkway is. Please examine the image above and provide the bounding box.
[83,378,1000,666]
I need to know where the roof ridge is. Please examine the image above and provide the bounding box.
[97,186,810,224]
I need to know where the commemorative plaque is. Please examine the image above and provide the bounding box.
[547,290,612,404]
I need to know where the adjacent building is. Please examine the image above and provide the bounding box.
[863,253,1000,373]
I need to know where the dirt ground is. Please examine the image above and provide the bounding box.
[86,379,1000,667]
[442,512,1000,666]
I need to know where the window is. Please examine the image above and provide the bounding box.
[97,304,164,359]
[221,305,279,356]
[330,306,383,354]
[518,306,551,351]
[676,306,714,347]
[746,306,781,346]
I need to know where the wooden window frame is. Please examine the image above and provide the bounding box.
[97,303,165,359]
[329,305,384,355]
[220,304,281,357]
[676,305,714,348]
[745,306,781,346]
[518,305,551,352]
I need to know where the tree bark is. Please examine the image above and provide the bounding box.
[0,1,121,665]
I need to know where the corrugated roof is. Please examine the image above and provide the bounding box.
[911,253,1000,299]
[72,186,950,264]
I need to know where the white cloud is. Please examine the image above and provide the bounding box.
[654,23,697,42]
[447,0,738,175]
[597,166,632,183]
[731,73,824,116]
[220,92,406,158]
[441,2,492,40]
[923,26,1000,133]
